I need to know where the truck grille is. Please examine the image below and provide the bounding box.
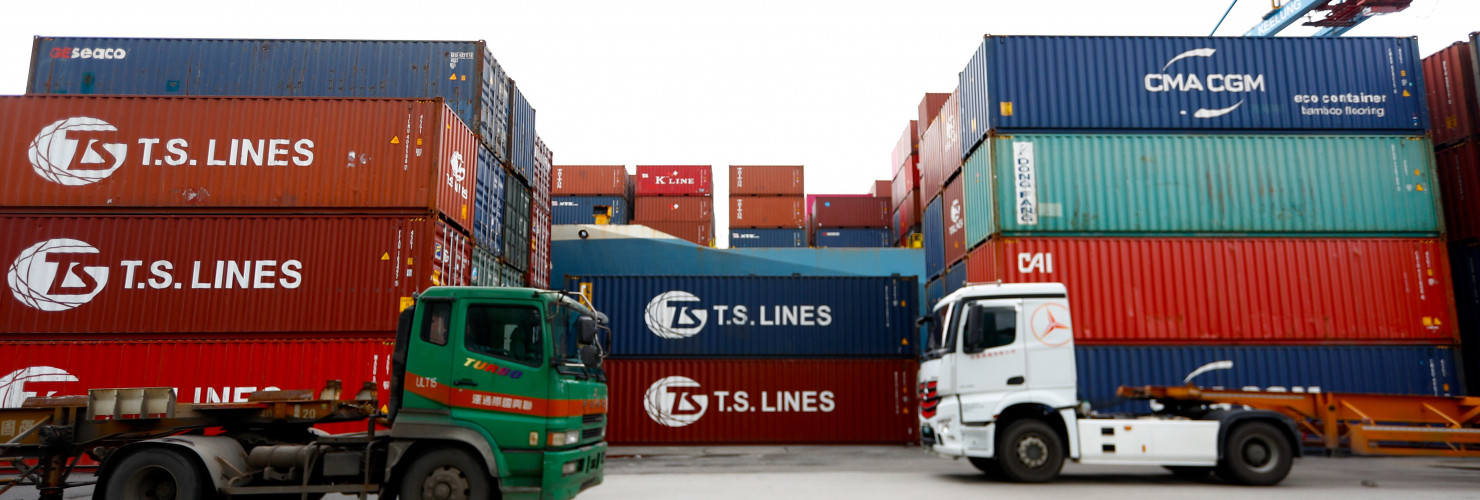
[582,414,605,425]
[582,427,605,440]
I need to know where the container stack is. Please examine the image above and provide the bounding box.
[565,275,919,444]
[551,165,631,224]
[728,165,807,248]
[891,120,923,247]
[920,35,1461,408]
[1424,34,1480,394]
[632,165,715,246]
[809,194,893,248]
[528,136,554,289]
[918,89,965,289]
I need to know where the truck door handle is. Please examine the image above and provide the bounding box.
[1007,376,1025,385]
[453,378,478,387]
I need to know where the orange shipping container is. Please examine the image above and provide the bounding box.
[729,165,804,196]
[552,165,628,196]
[634,196,713,222]
[730,196,804,228]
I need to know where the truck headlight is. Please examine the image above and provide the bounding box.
[548,431,580,447]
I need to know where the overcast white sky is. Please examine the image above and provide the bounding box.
[1,0,1475,247]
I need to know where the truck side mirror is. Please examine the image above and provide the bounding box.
[577,316,598,344]
[915,315,934,328]
[580,345,602,367]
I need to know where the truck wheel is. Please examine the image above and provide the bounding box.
[103,448,208,500]
[996,419,1064,483]
[398,448,494,500]
[1218,422,1292,486]
[967,457,1002,477]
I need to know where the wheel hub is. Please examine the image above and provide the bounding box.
[422,466,471,500]
[1017,435,1049,468]
[1244,439,1276,472]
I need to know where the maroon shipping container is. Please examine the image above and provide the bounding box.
[963,236,1456,344]
[893,191,919,243]
[892,121,918,171]
[0,96,477,230]
[730,196,805,228]
[811,196,891,229]
[1,215,470,336]
[891,157,918,210]
[634,165,712,196]
[869,180,891,198]
[917,93,950,140]
[729,165,804,196]
[918,90,960,202]
[1437,141,1480,241]
[942,176,968,265]
[603,359,917,444]
[1424,41,1479,148]
[551,165,628,197]
[528,137,553,289]
[634,196,713,222]
[632,220,713,247]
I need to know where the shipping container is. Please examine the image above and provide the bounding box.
[472,246,498,287]
[959,36,1427,156]
[892,192,920,244]
[603,358,918,444]
[944,261,966,297]
[1077,345,1459,414]
[0,215,469,335]
[553,236,924,285]
[812,229,892,248]
[28,38,511,161]
[940,90,962,181]
[729,165,804,196]
[551,197,630,225]
[923,195,945,279]
[1436,140,1480,241]
[1450,240,1480,393]
[964,134,1441,245]
[1423,41,1479,148]
[634,166,712,196]
[0,96,478,229]
[942,176,968,266]
[892,121,918,171]
[803,194,870,230]
[506,83,537,183]
[811,196,890,229]
[925,277,945,313]
[918,93,950,140]
[891,160,918,211]
[552,165,628,196]
[726,229,806,248]
[869,180,891,198]
[474,144,506,252]
[635,196,714,223]
[502,175,532,271]
[528,136,552,289]
[730,196,804,228]
[963,236,1455,344]
[631,221,713,247]
[565,275,916,357]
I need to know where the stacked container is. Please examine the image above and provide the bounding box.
[891,120,923,246]
[632,165,714,246]
[729,165,806,248]
[809,195,892,248]
[1424,34,1480,393]
[917,35,1462,401]
[527,136,553,289]
[551,165,631,224]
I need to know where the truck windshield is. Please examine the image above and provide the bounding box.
[550,304,589,365]
[923,303,954,359]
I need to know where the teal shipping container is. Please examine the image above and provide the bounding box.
[963,134,1440,245]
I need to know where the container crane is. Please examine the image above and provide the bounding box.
[1243,0,1413,37]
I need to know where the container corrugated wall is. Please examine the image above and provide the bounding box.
[528,137,552,289]
[1423,41,1478,148]
[942,176,967,265]
[506,83,537,183]
[893,191,919,244]
[812,229,892,248]
[564,275,916,357]
[810,197,890,228]
[923,195,945,279]
[28,38,511,160]
[729,165,804,196]
[474,144,507,252]
[552,165,628,196]
[918,93,950,139]
[632,221,713,247]
[727,229,806,248]
[730,196,804,228]
[892,121,917,171]
[963,236,1455,344]
[1077,345,1459,414]
[963,134,1440,244]
[634,166,713,196]
[603,359,917,444]
[1437,141,1480,242]
[925,277,945,311]
[944,261,966,297]
[501,176,532,271]
[635,196,714,222]
[552,197,630,225]
[959,36,1427,154]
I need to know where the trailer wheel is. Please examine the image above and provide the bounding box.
[1218,422,1292,486]
[996,419,1064,483]
[103,448,208,500]
[967,457,1002,477]
[398,448,493,500]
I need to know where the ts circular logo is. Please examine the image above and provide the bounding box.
[8,239,110,312]
[0,366,79,408]
[644,290,708,339]
[1029,303,1073,347]
[643,376,708,427]
[28,117,128,186]
[449,150,467,182]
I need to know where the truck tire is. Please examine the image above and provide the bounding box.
[102,448,208,500]
[398,448,494,500]
[967,457,1002,477]
[996,419,1064,483]
[1217,422,1292,486]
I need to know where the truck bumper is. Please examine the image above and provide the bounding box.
[501,442,607,500]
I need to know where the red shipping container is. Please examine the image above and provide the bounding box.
[892,121,918,171]
[918,122,944,201]
[811,196,891,229]
[1,215,469,336]
[551,165,628,196]
[0,96,477,230]
[1423,41,1478,148]
[869,180,891,198]
[633,220,713,247]
[1437,141,1480,241]
[634,165,712,196]
[730,196,804,228]
[803,194,870,230]
[942,176,968,265]
[893,191,920,243]
[917,93,950,140]
[634,196,713,222]
[729,165,804,196]
[891,156,918,210]
[603,359,917,444]
[528,138,553,289]
[962,236,1456,344]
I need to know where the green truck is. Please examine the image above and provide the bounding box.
[0,286,609,500]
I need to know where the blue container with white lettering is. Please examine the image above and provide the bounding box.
[812,228,891,248]
[958,36,1428,157]
[28,37,514,161]
[728,228,806,248]
[552,196,629,225]
[922,195,945,280]
[473,144,506,252]
[564,275,917,358]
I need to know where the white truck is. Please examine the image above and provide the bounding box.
[917,282,1299,485]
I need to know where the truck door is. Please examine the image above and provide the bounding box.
[953,298,1026,424]
[400,300,455,420]
[449,300,550,448]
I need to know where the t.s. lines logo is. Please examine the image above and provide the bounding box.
[642,376,836,427]
[0,366,79,408]
[29,117,128,186]
[446,150,469,199]
[8,239,109,311]
[641,290,833,339]
[1143,48,1266,119]
[644,376,707,427]
[644,291,708,339]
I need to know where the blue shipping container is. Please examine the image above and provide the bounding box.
[565,275,917,357]
[959,36,1427,156]
[508,82,537,183]
[1450,241,1480,394]
[1078,345,1460,414]
[28,37,512,160]
[944,261,966,296]
[813,228,891,248]
[552,197,630,225]
[923,195,945,279]
[474,144,506,252]
[728,228,806,248]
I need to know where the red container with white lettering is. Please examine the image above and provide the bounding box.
[0,95,477,231]
[0,215,470,336]
[603,358,917,444]
[1423,41,1478,148]
[633,165,712,196]
[942,176,968,265]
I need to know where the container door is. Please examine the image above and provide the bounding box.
[449,300,550,447]
[952,298,1026,424]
